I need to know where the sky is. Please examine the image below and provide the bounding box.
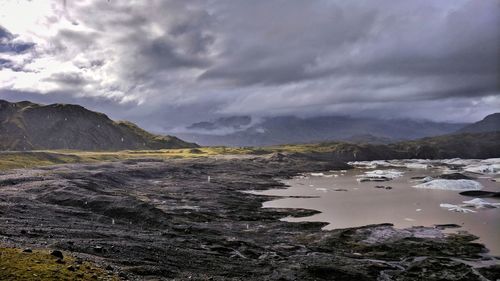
[0,0,499,133]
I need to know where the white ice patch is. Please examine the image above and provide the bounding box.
[356,169,404,182]
[439,198,500,213]
[412,176,434,183]
[348,160,397,169]
[413,179,483,191]
[462,198,500,209]
[310,172,334,178]
[441,158,475,166]
[439,203,476,213]
[405,163,430,169]
[349,159,433,170]
[464,164,500,175]
[366,170,404,179]
[433,158,500,175]
[480,158,500,166]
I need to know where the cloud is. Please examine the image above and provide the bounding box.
[0,0,499,131]
[0,25,35,54]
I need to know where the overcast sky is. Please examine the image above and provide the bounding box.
[0,0,499,132]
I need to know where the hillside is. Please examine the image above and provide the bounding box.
[0,131,498,171]
[266,131,500,161]
[458,113,500,134]
[177,115,467,146]
[0,100,198,151]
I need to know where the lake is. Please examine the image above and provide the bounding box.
[252,159,500,256]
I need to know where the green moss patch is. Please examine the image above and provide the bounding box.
[0,247,119,280]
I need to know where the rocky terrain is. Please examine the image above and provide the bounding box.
[0,100,197,151]
[1,155,499,280]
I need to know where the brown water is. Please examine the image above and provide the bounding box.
[253,167,500,256]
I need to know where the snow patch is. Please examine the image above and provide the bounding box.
[462,198,500,209]
[439,198,500,213]
[413,179,483,191]
[356,169,404,182]
[348,160,397,169]
[464,164,500,175]
[405,163,430,169]
[310,172,334,178]
[439,203,476,213]
[412,176,434,183]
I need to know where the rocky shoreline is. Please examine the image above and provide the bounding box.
[0,154,499,280]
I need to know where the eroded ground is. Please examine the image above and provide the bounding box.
[0,155,499,280]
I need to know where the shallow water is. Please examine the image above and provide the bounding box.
[253,164,500,256]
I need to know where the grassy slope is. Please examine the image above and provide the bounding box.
[0,147,259,171]
[0,247,118,280]
[0,143,345,171]
[0,141,386,171]
[1,131,499,171]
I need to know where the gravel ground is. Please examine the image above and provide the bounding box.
[0,154,498,280]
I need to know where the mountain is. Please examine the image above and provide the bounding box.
[287,131,500,162]
[188,116,252,131]
[177,115,467,146]
[458,113,500,134]
[0,100,197,151]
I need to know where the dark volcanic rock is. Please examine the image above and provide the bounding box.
[50,250,64,259]
[459,190,500,198]
[434,224,462,230]
[383,258,488,281]
[438,173,473,180]
[0,156,495,280]
[478,265,500,281]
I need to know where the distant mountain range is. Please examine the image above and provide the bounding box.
[290,131,500,161]
[176,115,474,146]
[0,100,197,151]
[2,99,498,151]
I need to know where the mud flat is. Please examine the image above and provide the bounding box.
[0,154,499,280]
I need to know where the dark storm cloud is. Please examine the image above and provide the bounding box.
[0,0,499,130]
[0,58,26,72]
[139,37,210,71]
[0,89,137,121]
[0,25,34,54]
[0,58,12,68]
[45,72,88,86]
[199,1,378,86]
[0,25,13,40]
[54,29,99,51]
[201,0,499,89]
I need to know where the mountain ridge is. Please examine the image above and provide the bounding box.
[0,100,198,151]
[177,115,468,146]
[458,113,500,134]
